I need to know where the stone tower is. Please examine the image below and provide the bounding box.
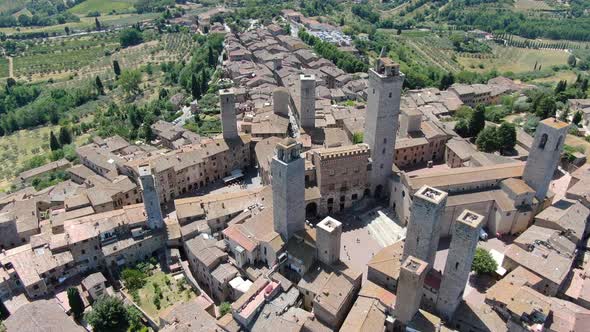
[272,87,290,116]
[220,88,238,140]
[364,52,404,196]
[395,256,429,325]
[402,185,448,267]
[299,74,316,129]
[271,138,305,241]
[523,117,568,201]
[436,210,484,321]
[316,216,342,265]
[138,164,163,230]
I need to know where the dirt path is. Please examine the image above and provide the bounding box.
[7,56,13,78]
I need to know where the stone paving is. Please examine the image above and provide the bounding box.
[336,205,406,282]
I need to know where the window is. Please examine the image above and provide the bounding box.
[555,135,563,151]
[455,262,459,270]
[538,133,548,149]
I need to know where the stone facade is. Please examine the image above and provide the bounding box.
[523,118,568,200]
[402,185,448,267]
[220,88,239,140]
[299,74,316,129]
[138,165,163,230]
[316,216,342,265]
[436,210,484,320]
[395,256,428,324]
[272,139,305,240]
[364,56,404,196]
[309,144,371,216]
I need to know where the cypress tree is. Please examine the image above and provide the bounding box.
[95,76,104,95]
[67,287,84,320]
[49,131,61,151]
[113,60,121,77]
[59,126,72,145]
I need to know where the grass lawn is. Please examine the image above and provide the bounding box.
[565,134,590,164]
[532,70,578,84]
[136,271,197,318]
[68,0,137,15]
[457,45,569,73]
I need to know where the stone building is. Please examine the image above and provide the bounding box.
[306,144,371,216]
[402,185,448,267]
[138,164,163,230]
[364,51,404,196]
[395,256,429,325]
[523,117,568,200]
[272,138,305,241]
[436,210,484,320]
[316,216,342,265]
[299,74,316,129]
[221,88,239,140]
[124,135,252,204]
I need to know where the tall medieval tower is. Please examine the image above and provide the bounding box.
[220,88,238,140]
[299,74,316,129]
[364,51,404,196]
[395,256,429,325]
[271,138,305,241]
[523,117,568,201]
[436,210,484,320]
[402,185,448,267]
[138,164,163,230]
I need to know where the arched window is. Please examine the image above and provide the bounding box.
[538,133,548,149]
[555,135,563,151]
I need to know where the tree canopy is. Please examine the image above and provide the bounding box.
[471,248,498,275]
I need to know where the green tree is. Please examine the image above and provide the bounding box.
[191,74,200,100]
[119,28,144,48]
[471,248,498,275]
[476,126,500,152]
[455,118,470,137]
[49,131,61,151]
[118,70,142,96]
[536,95,557,119]
[113,60,121,77]
[207,46,216,67]
[85,296,129,332]
[573,111,583,126]
[95,17,101,30]
[59,126,72,145]
[95,76,104,95]
[352,132,363,144]
[568,54,577,67]
[439,72,455,90]
[121,268,146,291]
[497,122,516,153]
[469,104,486,137]
[126,306,144,332]
[219,302,232,316]
[67,287,84,320]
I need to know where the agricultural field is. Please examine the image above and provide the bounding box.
[10,30,194,84]
[0,58,9,78]
[135,271,196,318]
[514,0,557,11]
[0,13,158,35]
[68,0,137,15]
[0,121,92,191]
[457,45,569,73]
